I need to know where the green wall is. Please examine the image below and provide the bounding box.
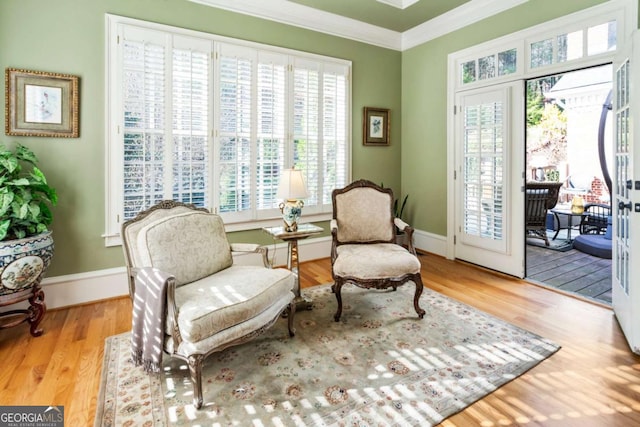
[0,0,401,276]
[401,0,607,235]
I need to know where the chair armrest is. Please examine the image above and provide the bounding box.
[134,267,181,349]
[330,219,338,262]
[230,243,269,267]
[230,243,262,252]
[394,217,410,232]
[393,218,417,255]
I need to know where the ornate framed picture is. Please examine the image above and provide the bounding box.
[5,68,79,138]
[363,107,389,146]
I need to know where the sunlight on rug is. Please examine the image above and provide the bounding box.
[95,284,560,426]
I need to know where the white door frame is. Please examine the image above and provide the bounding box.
[445,0,636,269]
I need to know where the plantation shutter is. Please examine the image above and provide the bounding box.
[121,27,167,221]
[120,29,210,221]
[461,90,507,254]
[107,16,351,243]
[172,36,211,207]
[292,60,320,208]
[322,65,349,206]
[256,52,287,216]
[218,44,254,219]
[292,60,349,213]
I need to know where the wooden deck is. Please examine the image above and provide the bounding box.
[526,243,612,305]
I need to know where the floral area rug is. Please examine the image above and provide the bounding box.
[95,284,560,426]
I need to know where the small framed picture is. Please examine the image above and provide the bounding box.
[5,68,79,138]
[363,107,389,146]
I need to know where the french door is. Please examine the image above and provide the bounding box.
[454,82,525,277]
[612,31,640,354]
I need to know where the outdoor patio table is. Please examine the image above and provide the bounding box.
[550,208,588,241]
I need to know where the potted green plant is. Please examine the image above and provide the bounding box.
[0,143,57,336]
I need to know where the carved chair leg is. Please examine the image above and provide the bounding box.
[28,287,46,337]
[413,275,426,319]
[288,301,296,337]
[333,281,343,322]
[188,354,205,409]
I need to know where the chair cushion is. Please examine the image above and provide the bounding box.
[174,265,294,342]
[124,205,196,269]
[335,187,394,243]
[333,243,420,280]
[136,211,232,286]
[573,234,612,259]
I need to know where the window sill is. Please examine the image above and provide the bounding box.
[104,212,331,247]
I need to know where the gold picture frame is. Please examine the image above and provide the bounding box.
[5,68,79,138]
[363,107,389,146]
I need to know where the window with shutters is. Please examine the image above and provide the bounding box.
[105,16,351,245]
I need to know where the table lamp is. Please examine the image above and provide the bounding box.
[277,168,309,232]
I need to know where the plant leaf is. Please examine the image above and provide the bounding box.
[0,156,19,175]
[31,166,47,184]
[17,202,29,219]
[0,192,14,217]
[16,144,38,165]
[7,178,30,186]
[0,220,9,241]
[28,202,41,221]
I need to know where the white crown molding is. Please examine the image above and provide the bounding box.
[402,0,530,50]
[188,0,402,50]
[377,0,420,10]
[188,0,529,51]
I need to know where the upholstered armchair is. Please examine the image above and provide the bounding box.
[330,180,425,322]
[121,201,296,409]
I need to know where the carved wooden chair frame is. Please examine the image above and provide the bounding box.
[330,179,425,322]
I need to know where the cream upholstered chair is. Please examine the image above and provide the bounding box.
[330,180,425,322]
[121,201,296,409]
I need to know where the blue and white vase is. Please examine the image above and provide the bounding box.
[0,232,54,336]
[279,199,304,232]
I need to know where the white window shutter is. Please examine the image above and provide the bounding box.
[256,52,287,215]
[108,16,351,240]
[121,28,168,221]
[172,36,211,207]
[218,44,254,217]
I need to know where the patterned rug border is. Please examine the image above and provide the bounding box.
[95,283,561,427]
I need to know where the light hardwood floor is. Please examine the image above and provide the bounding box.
[1,253,639,426]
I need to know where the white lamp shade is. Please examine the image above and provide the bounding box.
[277,168,309,200]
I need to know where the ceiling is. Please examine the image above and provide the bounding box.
[187,0,529,50]
[287,0,472,33]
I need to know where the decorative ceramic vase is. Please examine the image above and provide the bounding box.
[279,199,304,232]
[0,232,54,336]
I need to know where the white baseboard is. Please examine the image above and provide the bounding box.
[29,231,444,310]
[413,229,447,257]
[41,267,129,309]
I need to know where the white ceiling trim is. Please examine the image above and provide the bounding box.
[188,0,529,51]
[402,0,529,50]
[376,0,420,10]
[188,0,402,50]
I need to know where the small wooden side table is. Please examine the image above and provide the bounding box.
[263,223,323,311]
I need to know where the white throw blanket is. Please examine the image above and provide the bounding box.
[130,268,167,373]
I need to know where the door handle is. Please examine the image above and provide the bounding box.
[619,201,632,211]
